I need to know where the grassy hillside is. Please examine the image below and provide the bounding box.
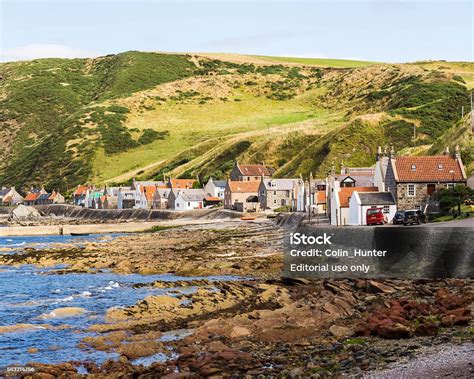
[0,52,472,192]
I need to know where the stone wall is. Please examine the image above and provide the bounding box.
[261,189,292,209]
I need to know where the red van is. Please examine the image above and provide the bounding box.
[366,207,385,226]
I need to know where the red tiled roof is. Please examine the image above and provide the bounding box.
[338,186,378,207]
[205,196,221,202]
[394,156,466,182]
[74,185,89,196]
[141,185,157,201]
[238,164,271,177]
[170,179,196,189]
[228,181,260,193]
[316,191,326,204]
[24,192,40,201]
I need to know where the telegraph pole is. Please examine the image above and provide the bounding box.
[471,92,473,133]
[308,174,312,223]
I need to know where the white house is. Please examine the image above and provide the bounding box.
[0,187,24,206]
[204,178,226,199]
[348,192,397,226]
[330,180,379,226]
[169,189,206,211]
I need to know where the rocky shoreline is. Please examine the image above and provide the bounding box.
[0,221,472,378]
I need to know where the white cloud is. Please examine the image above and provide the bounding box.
[1,44,99,62]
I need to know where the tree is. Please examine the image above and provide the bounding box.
[436,185,474,215]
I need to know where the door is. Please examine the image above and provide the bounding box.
[427,184,435,196]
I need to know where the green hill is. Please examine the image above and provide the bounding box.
[0,52,472,192]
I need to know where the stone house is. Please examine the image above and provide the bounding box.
[258,178,299,210]
[230,161,273,181]
[152,188,171,209]
[224,180,260,211]
[204,178,226,199]
[384,147,467,211]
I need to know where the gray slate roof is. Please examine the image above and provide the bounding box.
[177,189,206,201]
[213,180,227,188]
[262,179,297,191]
[358,192,395,206]
[0,188,11,197]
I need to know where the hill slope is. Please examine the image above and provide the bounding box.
[0,52,472,191]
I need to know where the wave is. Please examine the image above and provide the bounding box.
[0,242,26,248]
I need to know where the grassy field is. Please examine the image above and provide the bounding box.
[93,89,342,183]
[412,61,474,89]
[251,55,378,68]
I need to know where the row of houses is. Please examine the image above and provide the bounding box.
[0,187,65,207]
[2,147,470,224]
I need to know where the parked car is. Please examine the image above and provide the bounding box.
[392,211,405,225]
[366,207,386,226]
[403,209,426,225]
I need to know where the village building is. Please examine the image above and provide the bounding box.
[224,180,260,212]
[35,191,65,205]
[118,187,145,209]
[72,185,92,206]
[141,185,157,209]
[152,188,171,209]
[335,165,376,188]
[168,189,206,211]
[348,192,397,226]
[258,178,299,210]
[384,146,467,211]
[204,196,222,207]
[24,187,47,206]
[168,179,197,189]
[330,182,378,225]
[230,161,273,181]
[0,187,24,206]
[204,178,226,199]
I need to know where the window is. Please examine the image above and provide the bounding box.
[414,205,421,210]
[446,183,454,189]
[281,199,286,206]
[273,191,276,195]
[188,202,190,206]
[273,199,277,204]
[407,184,415,197]
[411,164,417,171]
[437,164,444,170]
[383,205,390,214]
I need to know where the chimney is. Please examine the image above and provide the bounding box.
[389,145,395,158]
[454,144,461,159]
[340,161,346,175]
[376,146,383,161]
[330,162,336,176]
[444,146,450,155]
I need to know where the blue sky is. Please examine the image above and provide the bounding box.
[1,0,472,62]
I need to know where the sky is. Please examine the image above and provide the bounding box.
[0,0,472,63]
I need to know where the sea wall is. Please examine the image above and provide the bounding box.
[36,204,183,221]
